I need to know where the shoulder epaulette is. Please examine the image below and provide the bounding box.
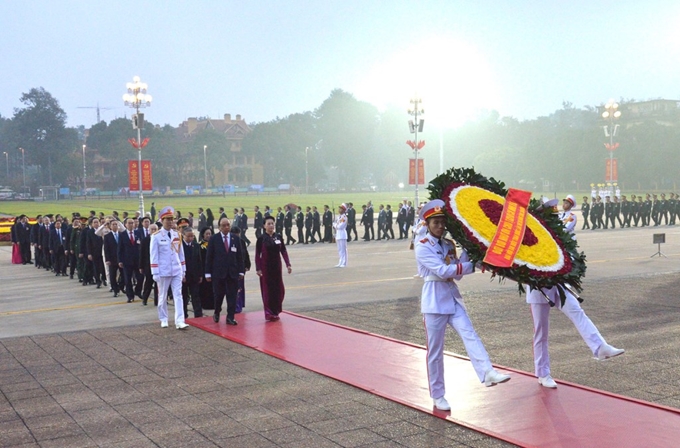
[152,229,162,235]
[419,238,428,243]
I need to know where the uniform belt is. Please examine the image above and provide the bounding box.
[424,275,454,283]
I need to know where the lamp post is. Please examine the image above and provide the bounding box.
[203,145,208,192]
[123,76,152,217]
[602,99,621,185]
[305,146,309,194]
[408,97,424,207]
[2,152,8,180]
[19,147,25,191]
[82,144,87,193]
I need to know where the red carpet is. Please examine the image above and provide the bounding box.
[188,312,680,447]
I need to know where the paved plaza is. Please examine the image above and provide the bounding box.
[1,224,679,447]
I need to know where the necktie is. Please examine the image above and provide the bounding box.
[130,232,134,244]
[168,231,171,239]
[114,233,118,244]
[57,230,61,241]
[224,234,229,253]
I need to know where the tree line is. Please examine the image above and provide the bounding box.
[1,87,678,194]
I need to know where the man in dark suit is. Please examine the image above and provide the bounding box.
[49,219,67,275]
[118,218,143,302]
[347,203,358,242]
[181,226,203,319]
[17,215,31,264]
[31,214,43,268]
[139,223,158,306]
[238,208,250,246]
[385,204,394,239]
[312,206,322,242]
[360,205,370,241]
[284,205,296,245]
[275,207,285,235]
[39,216,52,271]
[86,218,106,288]
[377,204,386,240]
[103,220,123,297]
[295,206,304,243]
[366,202,375,240]
[304,206,315,244]
[205,217,245,325]
[79,219,93,284]
[254,205,264,239]
[405,201,414,238]
[322,205,333,242]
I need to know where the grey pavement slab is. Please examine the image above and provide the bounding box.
[0,224,679,446]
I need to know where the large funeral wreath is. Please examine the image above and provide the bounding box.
[428,166,587,305]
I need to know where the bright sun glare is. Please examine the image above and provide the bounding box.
[355,37,499,129]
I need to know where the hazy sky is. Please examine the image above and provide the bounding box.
[2,1,680,129]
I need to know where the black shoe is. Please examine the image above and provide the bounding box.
[70,274,74,279]
[226,318,238,326]
[213,313,220,323]
[96,283,101,289]
[113,292,118,297]
[103,280,107,286]
[127,298,132,303]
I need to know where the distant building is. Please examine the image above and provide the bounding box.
[623,99,680,127]
[176,114,263,186]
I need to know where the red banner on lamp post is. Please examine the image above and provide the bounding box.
[408,159,424,185]
[605,158,618,182]
[129,160,153,191]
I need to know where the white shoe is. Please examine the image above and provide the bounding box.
[538,375,557,388]
[432,396,450,411]
[176,322,188,330]
[160,320,168,328]
[596,343,625,361]
[484,369,511,387]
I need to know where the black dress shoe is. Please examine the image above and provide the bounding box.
[70,274,74,279]
[103,280,107,286]
[212,313,220,323]
[96,283,102,289]
[226,318,238,326]
[113,292,118,297]
[127,298,132,303]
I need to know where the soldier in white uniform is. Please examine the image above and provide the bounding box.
[333,204,348,267]
[526,195,624,389]
[415,200,510,411]
[150,206,188,330]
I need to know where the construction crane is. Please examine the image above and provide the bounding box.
[77,103,115,123]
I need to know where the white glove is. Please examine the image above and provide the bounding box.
[153,275,160,283]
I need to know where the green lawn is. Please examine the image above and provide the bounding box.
[2,189,663,219]
[0,191,420,218]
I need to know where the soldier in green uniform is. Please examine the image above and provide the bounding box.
[581,196,590,230]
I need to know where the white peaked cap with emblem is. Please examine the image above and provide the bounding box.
[564,194,576,207]
[419,199,446,221]
[159,206,175,220]
[540,197,559,208]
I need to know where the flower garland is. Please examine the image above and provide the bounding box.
[428,167,587,299]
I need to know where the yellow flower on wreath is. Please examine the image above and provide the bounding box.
[447,185,565,273]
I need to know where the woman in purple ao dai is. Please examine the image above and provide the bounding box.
[255,216,292,321]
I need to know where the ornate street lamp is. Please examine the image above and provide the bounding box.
[123,76,152,216]
[602,99,621,186]
[203,145,208,191]
[408,98,425,207]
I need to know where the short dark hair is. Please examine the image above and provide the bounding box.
[264,215,275,224]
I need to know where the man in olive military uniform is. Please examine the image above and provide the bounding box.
[322,205,333,242]
[651,194,660,226]
[643,194,652,226]
[604,196,614,229]
[590,196,600,229]
[669,193,678,225]
[659,193,669,225]
[620,195,630,228]
[581,196,590,230]
[385,204,395,239]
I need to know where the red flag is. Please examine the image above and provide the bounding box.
[128,138,139,149]
[417,141,425,149]
[406,140,416,149]
[140,137,150,148]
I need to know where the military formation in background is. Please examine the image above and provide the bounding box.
[580,193,679,230]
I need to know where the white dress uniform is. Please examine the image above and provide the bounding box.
[415,227,494,399]
[150,225,187,327]
[333,206,348,267]
[527,195,621,380]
